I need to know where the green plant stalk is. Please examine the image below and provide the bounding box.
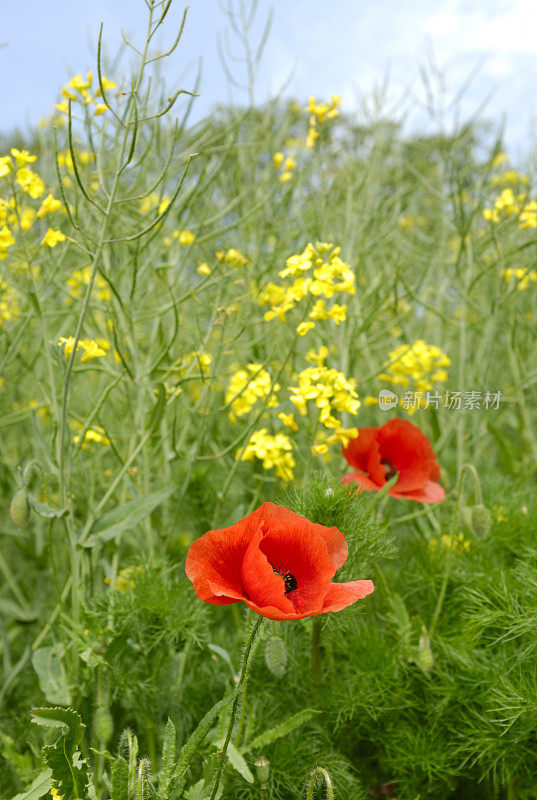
[429,462,476,638]
[208,614,263,800]
[56,5,157,662]
[311,618,322,705]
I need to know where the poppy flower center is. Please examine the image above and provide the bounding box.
[381,460,397,481]
[272,564,298,595]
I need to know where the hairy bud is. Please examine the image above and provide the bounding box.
[470,504,492,536]
[10,489,30,529]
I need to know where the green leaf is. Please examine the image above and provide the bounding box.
[31,707,88,800]
[81,485,174,547]
[9,769,52,800]
[27,495,68,520]
[173,692,237,795]
[242,709,319,754]
[158,718,176,795]
[213,740,254,783]
[31,646,71,706]
[111,757,129,800]
[0,599,37,622]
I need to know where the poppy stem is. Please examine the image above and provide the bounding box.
[209,614,263,800]
[311,618,322,703]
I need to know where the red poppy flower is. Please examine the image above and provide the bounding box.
[341,418,445,503]
[185,502,374,621]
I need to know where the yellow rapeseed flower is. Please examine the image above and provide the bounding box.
[215,248,248,268]
[239,429,295,481]
[0,226,15,259]
[226,363,279,420]
[16,168,44,198]
[179,230,195,245]
[0,156,13,177]
[73,424,111,448]
[66,266,111,301]
[289,364,360,429]
[58,336,108,363]
[380,340,450,394]
[37,194,62,218]
[11,148,37,168]
[502,267,537,290]
[41,228,66,248]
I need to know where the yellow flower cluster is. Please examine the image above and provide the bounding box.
[54,71,116,117]
[0,278,20,326]
[273,152,297,183]
[215,248,248,268]
[226,363,279,420]
[259,241,354,334]
[304,95,341,148]
[0,223,15,259]
[502,268,537,290]
[41,228,66,248]
[105,566,143,592]
[58,336,109,363]
[66,266,111,302]
[380,340,450,393]
[492,504,507,523]
[429,532,470,555]
[73,423,111,448]
[483,188,537,229]
[239,429,295,481]
[1,150,64,259]
[57,149,93,171]
[139,193,170,215]
[289,363,360,430]
[490,170,529,188]
[311,426,360,455]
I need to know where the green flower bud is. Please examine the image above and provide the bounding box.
[264,635,287,678]
[93,704,113,744]
[470,504,491,536]
[9,489,30,529]
[255,755,270,787]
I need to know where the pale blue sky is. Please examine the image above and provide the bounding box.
[3,0,537,155]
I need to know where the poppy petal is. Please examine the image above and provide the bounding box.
[314,523,348,570]
[185,508,265,604]
[390,480,445,503]
[241,526,296,615]
[321,580,375,612]
[342,427,379,471]
[244,503,335,615]
[376,418,440,492]
[341,470,383,491]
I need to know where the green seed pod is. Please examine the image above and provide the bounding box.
[9,489,30,529]
[416,627,434,675]
[255,756,270,787]
[93,704,113,744]
[264,635,287,678]
[470,504,492,536]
